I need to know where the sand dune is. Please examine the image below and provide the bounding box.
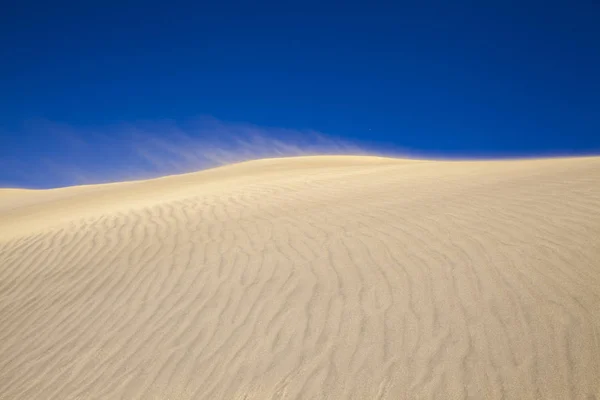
[1,155,600,399]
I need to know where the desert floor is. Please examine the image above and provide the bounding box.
[1,155,599,399]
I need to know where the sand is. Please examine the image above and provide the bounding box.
[1,155,599,399]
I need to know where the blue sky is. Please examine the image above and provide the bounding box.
[1,2,599,188]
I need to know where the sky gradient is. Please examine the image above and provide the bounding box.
[1,2,599,188]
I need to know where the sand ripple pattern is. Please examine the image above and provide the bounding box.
[1,156,600,399]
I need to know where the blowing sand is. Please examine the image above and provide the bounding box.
[1,155,599,399]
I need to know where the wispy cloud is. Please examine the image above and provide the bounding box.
[1,116,376,188]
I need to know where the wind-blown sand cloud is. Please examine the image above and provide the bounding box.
[0,117,370,188]
[1,154,599,399]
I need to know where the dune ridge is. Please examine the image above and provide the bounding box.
[1,155,599,399]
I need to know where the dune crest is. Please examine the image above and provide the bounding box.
[1,155,599,399]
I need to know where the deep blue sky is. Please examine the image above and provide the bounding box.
[1,2,599,187]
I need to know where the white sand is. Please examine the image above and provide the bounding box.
[1,155,599,399]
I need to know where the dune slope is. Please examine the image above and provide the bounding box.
[1,155,600,399]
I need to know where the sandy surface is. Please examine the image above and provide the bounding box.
[1,155,599,399]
